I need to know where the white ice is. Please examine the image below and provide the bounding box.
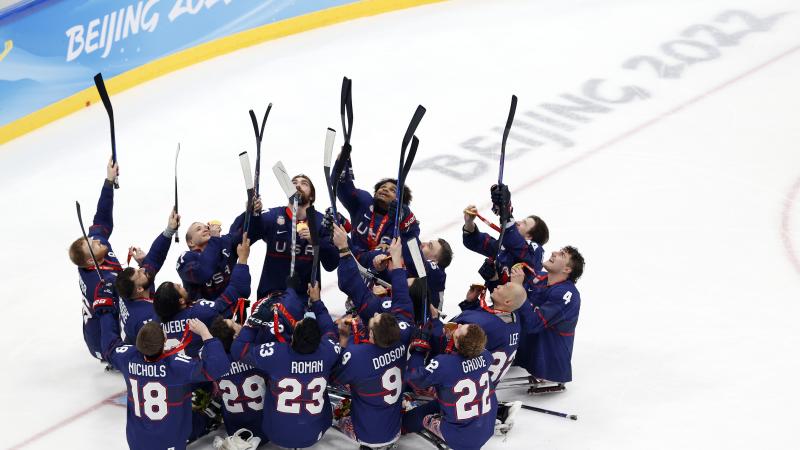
[1,0,799,449]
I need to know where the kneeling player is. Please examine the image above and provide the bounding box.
[98,310,229,450]
[231,283,340,448]
[404,324,497,450]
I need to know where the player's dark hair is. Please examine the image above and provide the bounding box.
[563,246,585,283]
[436,238,453,269]
[373,179,412,205]
[136,321,165,358]
[210,316,235,353]
[154,281,183,322]
[292,174,316,205]
[291,318,321,354]
[456,324,487,359]
[527,215,550,245]
[116,267,136,299]
[372,313,401,348]
[68,237,87,266]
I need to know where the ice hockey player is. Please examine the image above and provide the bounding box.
[404,323,497,450]
[98,304,230,450]
[68,158,123,360]
[462,183,549,290]
[247,174,339,299]
[363,235,454,321]
[514,246,584,385]
[430,281,527,384]
[208,317,266,447]
[231,281,340,448]
[116,208,180,343]
[154,235,252,357]
[330,228,415,449]
[332,223,413,323]
[177,202,252,301]
[332,150,420,265]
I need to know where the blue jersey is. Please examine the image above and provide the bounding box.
[176,212,247,300]
[248,206,339,298]
[217,360,267,442]
[99,313,230,450]
[331,266,415,446]
[337,257,415,323]
[463,222,544,290]
[160,264,250,357]
[119,232,172,344]
[358,241,447,311]
[406,349,497,450]
[79,180,123,359]
[231,300,340,448]
[333,158,420,265]
[516,278,581,383]
[444,306,521,384]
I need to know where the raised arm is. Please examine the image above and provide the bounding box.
[89,159,118,239]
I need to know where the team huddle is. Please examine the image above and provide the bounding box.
[70,146,585,449]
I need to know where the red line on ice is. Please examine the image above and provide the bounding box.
[781,176,800,276]
[9,390,126,449]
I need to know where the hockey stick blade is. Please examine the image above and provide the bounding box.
[498,94,518,184]
[76,201,104,282]
[239,151,255,190]
[272,161,296,199]
[401,135,419,183]
[401,105,426,153]
[407,237,427,278]
[93,73,119,189]
[323,128,336,168]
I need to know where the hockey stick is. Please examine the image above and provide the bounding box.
[239,151,255,234]
[272,161,300,277]
[407,237,429,323]
[307,205,320,287]
[173,143,181,243]
[494,95,518,262]
[393,105,426,237]
[76,201,104,282]
[520,404,577,421]
[322,128,340,222]
[331,77,353,200]
[93,73,119,189]
[248,103,272,202]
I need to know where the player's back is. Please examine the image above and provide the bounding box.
[333,339,408,446]
[429,350,497,450]
[217,360,267,442]
[258,340,340,448]
[113,346,213,450]
[160,301,220,357]
[454,309,520,383]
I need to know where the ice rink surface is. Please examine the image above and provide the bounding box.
[2,0,799,448]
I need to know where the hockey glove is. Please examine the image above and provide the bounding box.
[92,281,117,314]
[388,200,417,232]
[409,326,432,353]
[322,207,351,233]
[478,258,499,282]
[490,184,512,221]
[246,299,272,328]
